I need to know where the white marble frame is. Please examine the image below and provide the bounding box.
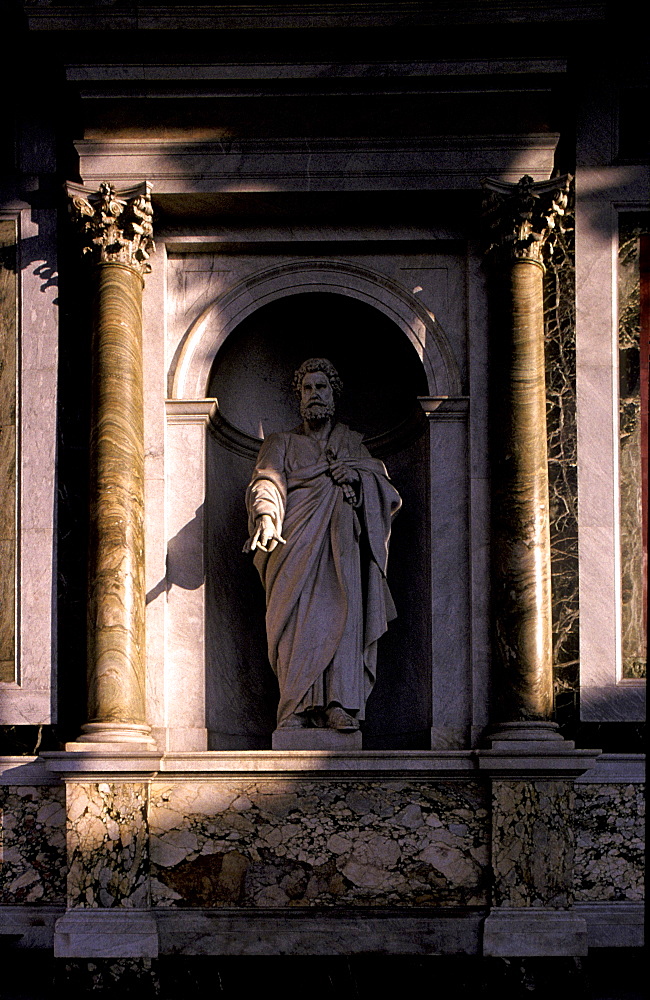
[0,204,58,725]
[159,256,472,750]
[575,74,648,722]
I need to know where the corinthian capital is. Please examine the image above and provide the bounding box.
[67,181,155,276]
[481,174,572,267]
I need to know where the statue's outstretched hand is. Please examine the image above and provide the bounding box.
[251,513,286,552]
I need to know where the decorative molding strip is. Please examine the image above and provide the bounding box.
[574,903,644,949]
[28,4,608,32]
[208,401,428,460]
[574,753,646,784]
[40,749,479,780]
[66,59,568,84]
[419,396,470,419]
[0,756,60,786]
[165,398,217,424]
[74,135,560,194]
[207,403,261,458]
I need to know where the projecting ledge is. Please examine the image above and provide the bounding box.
[40,749,480,780]
[158,750,480,778]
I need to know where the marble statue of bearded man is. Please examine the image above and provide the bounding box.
[245,358,401,732]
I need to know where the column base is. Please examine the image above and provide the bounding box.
[54,910,158,958]
[482,908,588,957]
[486,721,570,750]
[72,722,157,751]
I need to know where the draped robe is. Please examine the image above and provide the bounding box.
[246,423,401,728]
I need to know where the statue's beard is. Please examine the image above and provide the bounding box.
[301,400,336,424]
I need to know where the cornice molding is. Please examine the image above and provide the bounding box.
[26,3,608,32]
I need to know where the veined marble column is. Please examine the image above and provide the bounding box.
[68,181,155,747]
[482,174,571,736]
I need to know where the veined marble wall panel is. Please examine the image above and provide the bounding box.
[575,66,648,720]
[573,783,644,902]
[0,785,66,905]
[0,220,17,684]
[149,779,489,908]
[142,244,168,738]
[0,206,58,724]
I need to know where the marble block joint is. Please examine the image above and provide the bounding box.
[482,174,572,731]
[67,181,156,747]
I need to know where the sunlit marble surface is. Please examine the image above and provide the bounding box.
[66,782,149,907]
[148,779,489,908]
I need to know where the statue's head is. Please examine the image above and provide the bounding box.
[293,358,342,423]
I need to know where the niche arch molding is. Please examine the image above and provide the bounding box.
[169,259,461,400]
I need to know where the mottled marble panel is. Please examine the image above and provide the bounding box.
[574,783,644,902]
[67,783,149,908]
[492,780,573,909]
[0,785,66,904]
[149,780,489,908]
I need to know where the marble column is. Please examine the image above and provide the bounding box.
[482,175,571,736]
[68,182,155,747]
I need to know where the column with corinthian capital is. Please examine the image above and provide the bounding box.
[481,174,571,743]
[67,181,156,747]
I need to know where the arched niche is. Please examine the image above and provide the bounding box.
[163,259,469,752]
[205,290,436,750]
[169,259,460,401]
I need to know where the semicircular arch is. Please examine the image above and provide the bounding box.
[170,259,461,400]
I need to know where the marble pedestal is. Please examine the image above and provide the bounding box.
[272,728,362,750]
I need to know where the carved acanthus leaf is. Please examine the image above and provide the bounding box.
[481,174,572,266]
[67,181,155,275]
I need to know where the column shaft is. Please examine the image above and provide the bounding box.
[492,259,553,721]
[68,180,155,747]
[85,262,147,735]
[482,174,572,729]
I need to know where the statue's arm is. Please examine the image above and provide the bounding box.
[246,435,288,553]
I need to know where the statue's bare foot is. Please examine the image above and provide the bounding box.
[326,706,359,732]
[278,713,309,729]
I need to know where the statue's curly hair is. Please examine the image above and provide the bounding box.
[292,358,343,399]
